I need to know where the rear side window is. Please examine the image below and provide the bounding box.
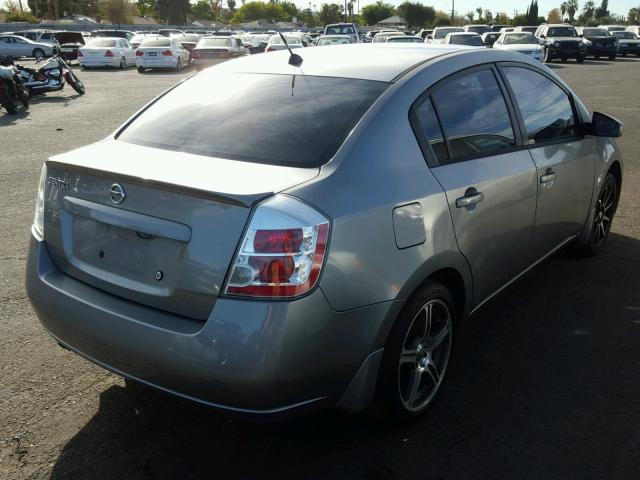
[413,98,447,163]
[118,73,387,167]
[417,68,515,163]
[502,67,576,144]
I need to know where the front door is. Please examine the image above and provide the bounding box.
[499,65,595,258]
[412,66,538,306]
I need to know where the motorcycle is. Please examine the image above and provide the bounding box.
[15,54,85,97]
[0,58,29,115]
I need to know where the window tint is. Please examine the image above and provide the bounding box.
[503,67,576,144]
[413,98,447,163]
[430,69,515,162]
[118,73,387,168]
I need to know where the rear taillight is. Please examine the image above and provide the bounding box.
[224,195,330,298]
[221,51,230,58]
[162,50,173,56]
[136,50,143,56]
[33,164,47,239]
[266,47,274,52]
[104,50,114,57]
[191,51,200,59]
[77,50,83,57]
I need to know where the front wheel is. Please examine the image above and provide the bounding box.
[573,172,619,256]
[32,48,45,60]
[137,67,145,74]
[175,58,182,71]
[374,282,455,422]
[577,54,585,63]
[119,57,126,69]
[608,55,616,61]
[65,72,85,95]
[0,85,18,114]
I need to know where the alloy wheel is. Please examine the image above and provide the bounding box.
[397,299,453,413]
[593,181,616,248]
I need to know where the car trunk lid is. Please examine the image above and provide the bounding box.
[43,140,319,320]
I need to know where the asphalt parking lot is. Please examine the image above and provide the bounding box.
[1,57,639,480]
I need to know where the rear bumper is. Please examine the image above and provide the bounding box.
[26,235,399,416]
[136,57,178,69]
[79,58,121,68]
[617,45,640,54]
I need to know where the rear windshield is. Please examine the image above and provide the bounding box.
[434,28,464,39]
[141,38,170,47]
[387,37,423,43]
[87,39,117,48]
[326,25,355,35]
[613,31,636,39]
[450,35,483,46]
[583,28,608,36]
[467,26,491,34]
[118,73,388,168]
[269,36,301,45]
[503,33,537,44]
[317,37,350,45]
[199,38,231,47]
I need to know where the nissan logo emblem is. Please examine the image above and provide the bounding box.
[109,183,126,205]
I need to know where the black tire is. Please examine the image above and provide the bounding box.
[561,56,567,62]
[595,55,600,60]
[573,172,619,256]
[65,72,85,95]
[0,86,18,114]
[137,67,145,74]
[622,53,627,57]
[176,58,181,71]
[19,89,29,108]
[119,57,126,69]
[32,48,45,59]
[544,48,552,63]
[374,281,456,422]
[608,55,616,61]
[577,54,585,63]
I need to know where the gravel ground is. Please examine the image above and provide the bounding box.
[1,57,639,480]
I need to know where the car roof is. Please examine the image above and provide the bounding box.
[449,32,480,36]
[213,44,469,82]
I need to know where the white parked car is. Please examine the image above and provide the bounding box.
[316,35,352,46]
[443,32,485,47]
[78,37,137,69]
[265,35,303,52]
[626,26,640,36]
[493,32,544,62]
[191,36,248,70]
[0,35,56,59]
[135,36,191,73]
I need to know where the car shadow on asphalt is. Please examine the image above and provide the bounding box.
[0,108,30,124]
[49,233,640,480]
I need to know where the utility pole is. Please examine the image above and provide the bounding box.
[451,0,455,22]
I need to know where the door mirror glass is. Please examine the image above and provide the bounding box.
[590,112,623,137]
[539,34,545,39]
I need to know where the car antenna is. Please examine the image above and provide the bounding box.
[278,31,303,67]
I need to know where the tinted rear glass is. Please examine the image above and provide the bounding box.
[326,25,355,35]
[87,39,117,48]
[584,28,608,36]
[434,28,463,39]
[118,73,388,168]
[199,38,231,47]
[141,39,171,47]
[450,35,484,46]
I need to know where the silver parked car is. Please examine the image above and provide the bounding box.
[0,35,57,59]
[26,44,623,420]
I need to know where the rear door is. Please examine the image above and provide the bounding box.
[498,64,595,258]
[411,65,538,306]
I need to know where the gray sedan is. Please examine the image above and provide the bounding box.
[26,44,623,420]
[0,35,56,59]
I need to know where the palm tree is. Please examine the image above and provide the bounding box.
[566,0,578,21]
[475,6,483,21]
[560,1,567,20]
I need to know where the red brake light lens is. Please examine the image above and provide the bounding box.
[104,50,114,57]
[224,196,330,299]
[162,50,173,56]
[136,49,143,56]
[191,51,200,59]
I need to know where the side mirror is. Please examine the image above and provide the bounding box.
[427,35,433,40]
[539,34,545,39]
[589,112,623,137]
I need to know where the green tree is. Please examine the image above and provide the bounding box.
[100,0,133,24]
[397,2,435,28]
[433,9,451,26]
[578,0,595,24]
[566,0,578,22]
[191,0,214,19]
[628,7,639,24]
[360,0,394,25]
[547,7,562,22]
[594,0,608,19]
[475,6,483,22]
[156,0,191,24]
[137,0,158,17]
[318,3,341,24]
[227,0,236,11]
[560,1,567,20]
[280,0,297,18]
[5,8,40,22]
[231,1,287,22]
[484,9,493,23]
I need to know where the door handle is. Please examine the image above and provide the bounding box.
[456,191,484,208]
[540,171,556,184]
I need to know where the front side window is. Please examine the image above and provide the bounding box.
[503,67,576,144]
[426,69,516,162]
